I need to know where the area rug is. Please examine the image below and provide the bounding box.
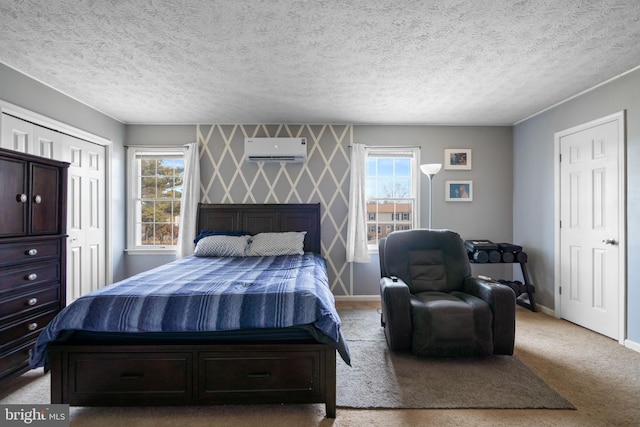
[336,309,574,409]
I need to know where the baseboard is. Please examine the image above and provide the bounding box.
[535,303,555,316]
[334,295,380,302]
[625,338,640,353]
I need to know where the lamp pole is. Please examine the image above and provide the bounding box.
[420,163,442,229]
[427,174,435,229]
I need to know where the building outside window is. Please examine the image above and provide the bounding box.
[127,147,185,253]
[365,147,420,250]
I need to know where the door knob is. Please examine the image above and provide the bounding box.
[602,239,617,245]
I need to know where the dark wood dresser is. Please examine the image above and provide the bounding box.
[0,147,68,384]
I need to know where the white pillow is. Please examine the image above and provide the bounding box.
[194,235,250,257]
[246,232,307,256]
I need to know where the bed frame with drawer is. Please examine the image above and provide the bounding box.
[47,203,338,417]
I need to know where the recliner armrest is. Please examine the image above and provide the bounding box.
[464,277,516,355]
[380,276,412,351]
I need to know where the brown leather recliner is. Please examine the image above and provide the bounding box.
[379,229,516,357]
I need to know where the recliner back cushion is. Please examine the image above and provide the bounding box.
[382,229,471,293]
[409,250,448,292]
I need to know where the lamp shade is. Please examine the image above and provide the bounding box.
[420,163,442,176]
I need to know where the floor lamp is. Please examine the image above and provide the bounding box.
[420,163,442,229]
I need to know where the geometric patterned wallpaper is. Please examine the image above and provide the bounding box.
[197,124,353,295]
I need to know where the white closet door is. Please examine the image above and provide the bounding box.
[1,113,33,154]
[62,134,107,302]
[1,111,109,302]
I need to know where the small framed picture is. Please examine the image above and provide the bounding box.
[444,148,472,170]
[445,180,473,202]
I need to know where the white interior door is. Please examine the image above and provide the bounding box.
[557,113,625,340]
[62,134,107,303]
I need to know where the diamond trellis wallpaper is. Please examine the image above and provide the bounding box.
[197,124,354,295]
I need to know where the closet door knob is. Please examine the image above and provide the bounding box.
[34,195,42,203]
[17,194,27,203]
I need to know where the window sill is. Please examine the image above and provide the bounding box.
[125,248,177,255]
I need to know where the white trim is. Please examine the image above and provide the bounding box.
[534,303,555,317]
[334,295,380,302]
[0,99,114,285]
[365,146,421,252]
[126,146,184,253]
[625,339,640,354]
[553,110,626,345]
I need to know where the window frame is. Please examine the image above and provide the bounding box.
[126,146,185,254]
[365,147,421,252]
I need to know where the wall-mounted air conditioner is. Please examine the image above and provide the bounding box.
[244,137,307,163]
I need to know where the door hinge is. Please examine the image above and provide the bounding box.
[559,153,562,162]
[559,286,562,295]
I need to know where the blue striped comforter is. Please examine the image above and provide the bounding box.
[30,253,349,368]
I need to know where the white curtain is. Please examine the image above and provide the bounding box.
[346,143,371,263]
[176,142,200,258]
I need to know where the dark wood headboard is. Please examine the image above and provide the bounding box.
[196,203,322,254]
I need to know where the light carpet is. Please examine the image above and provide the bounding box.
[337,309,574,409]
[0,309,574,412]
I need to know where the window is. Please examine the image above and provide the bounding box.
[365,147,420,250]
[127,147,185,253]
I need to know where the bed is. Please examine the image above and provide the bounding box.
[30,203,348,418]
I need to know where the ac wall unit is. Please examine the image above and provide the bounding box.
[244,137,307,163]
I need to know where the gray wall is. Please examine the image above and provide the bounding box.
[0,63,128,282]
[513,68,640,343]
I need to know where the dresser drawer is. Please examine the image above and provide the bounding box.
[0,309,58,349]
[0,340,33,379]
[199,350,320,399]
[0,285,60,322]
[0,239,62,267]
[0,261,60,295]
[66,352,193,404]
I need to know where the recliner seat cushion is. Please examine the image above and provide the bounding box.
[410,291,493,356]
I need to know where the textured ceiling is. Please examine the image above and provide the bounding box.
[1,0,640,125]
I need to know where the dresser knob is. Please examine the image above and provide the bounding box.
[27,273,38,281]
[27,249,38,256]
[28,322,38,331]
[28,298,38,306]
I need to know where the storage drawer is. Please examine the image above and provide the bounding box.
[0,239,62,267]
[67,352,193,404]
[199,350,320,400]
[0,340,32,379]
[0,261,60,295]
[0,309,58,349]
[0,285,60,321]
